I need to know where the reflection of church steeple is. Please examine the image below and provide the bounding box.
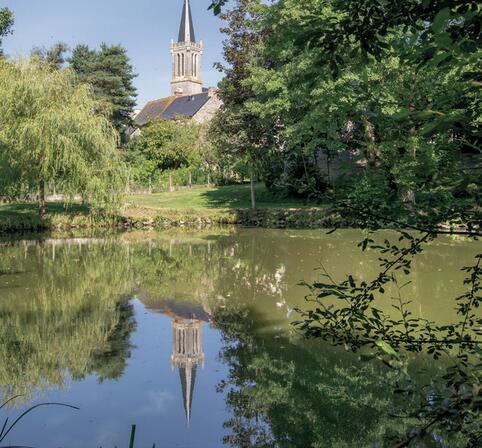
[171,317,204,426]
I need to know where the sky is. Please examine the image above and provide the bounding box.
[1,0,225,107]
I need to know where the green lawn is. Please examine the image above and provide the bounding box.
[0,184,320,224]
[128,184,321,210]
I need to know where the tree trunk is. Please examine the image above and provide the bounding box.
[362,116,378,166]
[169,172,174,192]
[250,168,256,210]
[188,171,192,188]
[38,180,46,219]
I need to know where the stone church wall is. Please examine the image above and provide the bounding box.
[193,92,222,124]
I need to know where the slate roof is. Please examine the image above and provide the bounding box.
[135,92,210,126]
[162,92,210,120]
[134,97,174,126]
[178,0,196,43]
[142,297,210,322]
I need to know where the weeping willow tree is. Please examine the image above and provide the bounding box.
[0,57,126,217]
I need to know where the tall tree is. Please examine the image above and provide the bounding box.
[213,0,481,445]
[243,0,480,206]
[70,44,137,139]
[0,58,126,217]
[126,118,202,187]
[210,0,272,209]
[0,7,13,56]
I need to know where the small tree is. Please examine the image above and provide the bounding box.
[0,7,13,56]
[31,41,69,70]
[126,118,202,188]
[0,58,126,217]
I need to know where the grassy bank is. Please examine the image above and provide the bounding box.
[127,183,319,210]
[0,184,333,233]
[0,202,117,233]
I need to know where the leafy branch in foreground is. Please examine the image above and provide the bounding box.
[208,0,228,16]
[294,210,481,447]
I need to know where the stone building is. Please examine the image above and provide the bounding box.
[133,0,221,134]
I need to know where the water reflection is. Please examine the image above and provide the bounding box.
[0,238,135,403]
[0,229,479,447]
[146,298,208,426]
[172,317,204,426]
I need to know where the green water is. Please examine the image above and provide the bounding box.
[0,228,479,447]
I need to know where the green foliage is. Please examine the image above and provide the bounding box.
[209,0,482,444]
[31,41,69,70]
[70,43,137,138]
[209,0,275,207]
[208,0,227,16]
[295,227,481,446]
[126,119,205,187]
[0,7,13,56]
[214,0,481,205]
[0,58,127,216]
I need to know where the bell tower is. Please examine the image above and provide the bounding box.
[171,317,205,426]
[170,0,203,96]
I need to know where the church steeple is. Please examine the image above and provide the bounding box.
[178,0,196,43]
[171,317,204,426]
[171,0,203,96]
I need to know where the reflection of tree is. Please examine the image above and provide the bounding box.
[0,230,476,443]
[0,240,135,402]
[212,306,470,448]
[130,232,293,319]
[88,302,137,382]
[130,239,224,313]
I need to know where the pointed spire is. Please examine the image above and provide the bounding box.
[171,318,204,426]
[178,0,196,43]
[179,364,197,427]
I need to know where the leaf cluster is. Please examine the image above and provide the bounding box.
[0,58,127,214]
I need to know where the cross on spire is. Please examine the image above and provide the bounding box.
[178,0,196,43]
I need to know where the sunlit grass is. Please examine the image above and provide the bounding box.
[127,183,323,210]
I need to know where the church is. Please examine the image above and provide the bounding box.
[133,0,222,131]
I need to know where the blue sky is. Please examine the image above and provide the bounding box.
[1,0,225,107]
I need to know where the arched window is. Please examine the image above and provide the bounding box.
[177,54,181,77]
[193,54,197,77]
[181,53,185,77]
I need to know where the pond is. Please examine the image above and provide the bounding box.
[0,228,479,448]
